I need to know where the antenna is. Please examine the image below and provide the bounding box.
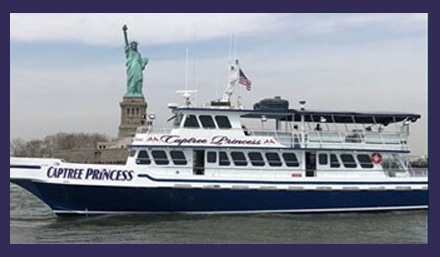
[185,47,189,90]
[176,90,197,107]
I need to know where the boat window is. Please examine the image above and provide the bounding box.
[151,150,169,165]
[184,115,200,128]
[219,152,230,166]
[319,154,328,165]
[173,113,183,127]
[215,115,232,129]
[248,152,265,167]
[207,152,217,163]
[170,151,187,165]
[266,152,282,167]
[283,153,300,167]
[330,154,340,168]
[129,149,137,157]
[199,115,216,129]
[340,154,357,168]
[136,150,151,165]
[357,154,374,169]
[231,152,248,166]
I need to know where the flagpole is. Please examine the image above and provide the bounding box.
[235,59,240,108]
[185,47,189,90]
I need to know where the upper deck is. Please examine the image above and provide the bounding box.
[131,103,420,153]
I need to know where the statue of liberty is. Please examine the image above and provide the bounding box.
[122,24,149,97]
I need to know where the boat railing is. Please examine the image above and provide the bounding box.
[407,167,428,177]
[251,130,407,150]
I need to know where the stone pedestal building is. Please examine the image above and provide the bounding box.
[118,97,147,138]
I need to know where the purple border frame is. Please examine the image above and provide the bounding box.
[5,1,434,253]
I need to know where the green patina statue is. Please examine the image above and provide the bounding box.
[122,24,149,98]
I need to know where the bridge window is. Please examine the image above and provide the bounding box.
[219,152,230,166]
[170,151,187,165]
[152,150,169,165]
[357,154,374,169]
[215,116,232,129]
[184,115,200,128]
[231,152,248,166]
[330,154,340,168]
[248,152,265,167]
[173,114,183,127]
[266,152,282,167]
[136,150,151,165]
[283,153,300,167]
[199,115,216,129]
[340,154,357,168]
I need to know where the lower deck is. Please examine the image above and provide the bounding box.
[127,146,427,181]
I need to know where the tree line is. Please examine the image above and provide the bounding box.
[10,132,109,158]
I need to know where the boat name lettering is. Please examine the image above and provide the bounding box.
[150,135,274,145]
[160,135,208,145]
[46,167,134,181]
[210,136,261,145]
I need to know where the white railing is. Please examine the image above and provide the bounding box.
[407,168,428,177]
[251,130,407,150]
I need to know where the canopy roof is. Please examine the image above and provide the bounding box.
[173,107,421,125]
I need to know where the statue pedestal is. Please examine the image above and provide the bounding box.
[118,97,148,138]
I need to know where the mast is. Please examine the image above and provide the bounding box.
[221,59,240,103]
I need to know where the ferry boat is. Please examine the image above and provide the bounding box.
[10,61,428,215]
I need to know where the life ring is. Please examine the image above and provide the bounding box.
[371,153,382,164]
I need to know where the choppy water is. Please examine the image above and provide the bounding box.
[10,183,428,244]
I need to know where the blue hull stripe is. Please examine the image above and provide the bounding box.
[11,180,428,214]
[10,165,41,170]
[138,174,427,186]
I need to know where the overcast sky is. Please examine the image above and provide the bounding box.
[10,13,427,155]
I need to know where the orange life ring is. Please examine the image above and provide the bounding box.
[371,153,382,164]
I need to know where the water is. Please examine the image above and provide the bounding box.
[10,183,428,244]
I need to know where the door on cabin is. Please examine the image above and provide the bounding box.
[305,152,316,177]
[193,150,205,175]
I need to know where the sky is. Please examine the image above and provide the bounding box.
[10,13,428,155]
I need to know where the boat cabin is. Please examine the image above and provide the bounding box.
[128,97,422,180]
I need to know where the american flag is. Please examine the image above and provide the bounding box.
[239,69,252,91]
